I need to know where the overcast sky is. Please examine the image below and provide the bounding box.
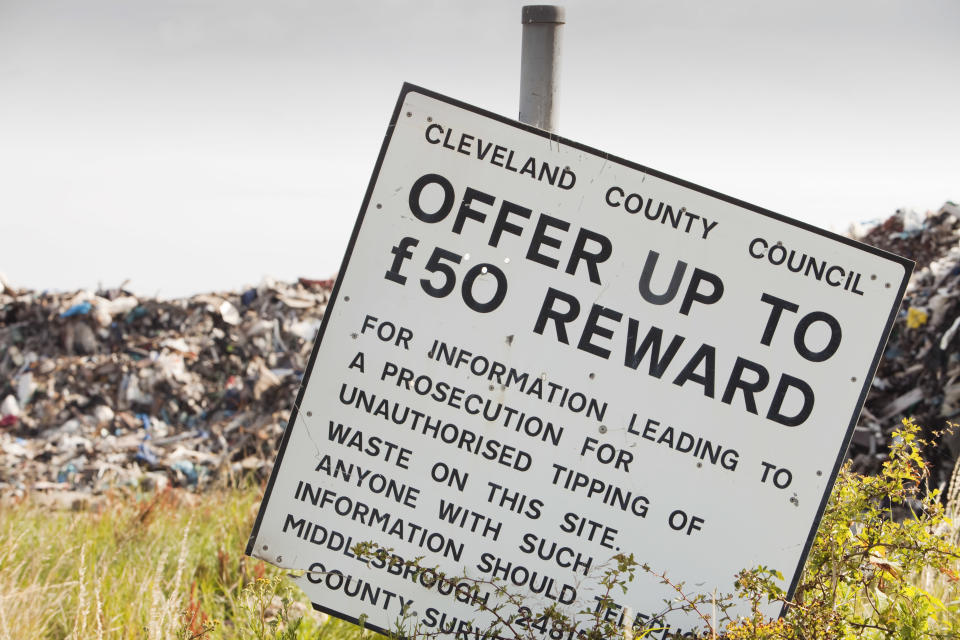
[1,0,957,298]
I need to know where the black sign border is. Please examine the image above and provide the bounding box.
[247,81,914,629]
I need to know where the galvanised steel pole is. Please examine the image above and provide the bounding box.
[519,5,565,132]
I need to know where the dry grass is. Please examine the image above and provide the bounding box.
[0,485,367,640]
[3,453,959,639]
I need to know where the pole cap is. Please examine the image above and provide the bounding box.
[522,5,565,24]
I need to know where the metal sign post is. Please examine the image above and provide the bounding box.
[519,5,565,132]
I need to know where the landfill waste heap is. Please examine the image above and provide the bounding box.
[2,203,960,503]
[0,275,332,502]
[851,202,960,496]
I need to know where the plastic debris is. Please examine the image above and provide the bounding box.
[906,307,929,329]
[1,396,19,418]
[219,300,241,326]
[60,301,92,318]
[171,459,199,485]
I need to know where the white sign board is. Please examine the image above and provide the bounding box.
[248,84,911,637]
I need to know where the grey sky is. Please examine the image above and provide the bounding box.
[1,0,957,297]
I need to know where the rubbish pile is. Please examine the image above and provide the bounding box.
[852,202,960,491]
[3,202,960,500]
[0,275,333,500]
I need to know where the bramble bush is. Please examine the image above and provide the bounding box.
[723,418,960,639]
[354,418,960,640]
